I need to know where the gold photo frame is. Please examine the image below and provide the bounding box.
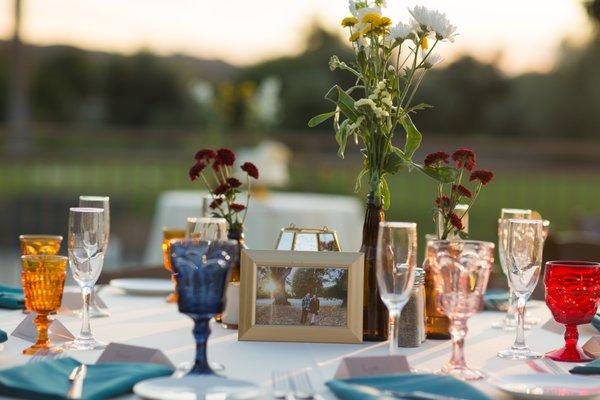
[239,250,364,344]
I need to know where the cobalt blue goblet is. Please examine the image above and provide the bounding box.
[170,239,233,375]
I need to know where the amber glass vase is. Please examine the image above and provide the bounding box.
[424,237,451,339]
[21,255,68,355]
[215,228,246,327]
[362,192,388,341]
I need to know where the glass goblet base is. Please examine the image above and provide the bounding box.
[497,347,542,360]
[63,337,106,351]
[23,344,63,356]
[546,346,594,362]
[437,364,486,381]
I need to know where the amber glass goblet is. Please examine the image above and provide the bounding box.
[21,255,68,355]
[19,235,63,256]
[162,227,186,303]
[545,261,600,362]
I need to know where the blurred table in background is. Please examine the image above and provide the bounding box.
[143,191,363,265]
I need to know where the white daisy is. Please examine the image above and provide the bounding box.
[349,0,358,17]
[357,6,382,22]
[409,5,458,42]
[388,20,416,42]
[421,51,444,69]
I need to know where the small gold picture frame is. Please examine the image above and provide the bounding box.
[239,250,364,344]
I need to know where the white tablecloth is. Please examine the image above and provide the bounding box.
[0,286,596,399]
[143,191,364,265]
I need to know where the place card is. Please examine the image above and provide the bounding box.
[59,292,108,315]
[96,343,175,369]
[541,318,598,335]
[11,314,74,343]
[334,355,410,379]
[583,336,600,358]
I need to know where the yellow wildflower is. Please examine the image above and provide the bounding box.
[420,36,429,50]
[361,13,381,25]
[349,31,362,42]
[378,17,392,27]
[341,16,358,27]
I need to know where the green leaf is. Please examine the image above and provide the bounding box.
[335,119,351,158]
[325,85,359,122]
[382,147,410,175]
[414,164,458,183]
[408,103,433,113]
[354,167,368,192]
[400,115,422,159]
[380,178,390,209]
[308,111,336,127]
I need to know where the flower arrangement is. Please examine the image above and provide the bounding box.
[309,0,458,208]
[189,148,259,233]
[424,148,494,239]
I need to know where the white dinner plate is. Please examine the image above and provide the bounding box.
[133,375,259,400]
[492,374,600,400]
[109,278,173,296]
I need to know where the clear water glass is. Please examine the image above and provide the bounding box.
[497,219,544,360]
[493,208,532,330]
[428,240,494,381]
[376,222,417,355]
[63,207,107,351]
[77,195,110,318]
[185,217,227,240]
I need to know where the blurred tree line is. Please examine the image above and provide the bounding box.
[1,1,600,138]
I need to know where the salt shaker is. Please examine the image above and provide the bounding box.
[398,268,426,347]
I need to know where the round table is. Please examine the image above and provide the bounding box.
[0,285,595,399]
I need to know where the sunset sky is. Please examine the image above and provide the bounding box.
[0,0,592,75]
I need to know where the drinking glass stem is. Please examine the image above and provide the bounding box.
[513,296,527,349]
[505,288,516,322]
[190,316,214,375]
[388,310,400,355]
[449,318,467,368]
[564,324,579,352]
[79,286,93,340]
[34,313,50,347]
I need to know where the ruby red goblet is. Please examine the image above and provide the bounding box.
[544,261,600,362]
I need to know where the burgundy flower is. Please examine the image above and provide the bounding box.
[227,177,242,188]
[452,184,473,198]
[424,151,450,167]
[469,169,494,186]
[188,161,206,181]
[229,203,246,212]
[194,149,216,161]
[209,198,223,209]
[213,183,230,196]
[435,195,451,210]
[448,212,464,231]
[212,160,222,172]
[241,162,259,179]
[452,148,476,171]
[216,148,236,166]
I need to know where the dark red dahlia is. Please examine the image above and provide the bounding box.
[212,160,222,172]
[209,198,223,209]
[241,162,259,179]
[469,169,494,186]
[435,195,451,209]
[448,212,464,231]
[194,149,216,161]
[452,184,473,198]
[216,148,236,166]
[188,161,206,181]
[424,151,450,167]
[226,177,242,188]
[452,148,476,171]
[213,183,230,196]
[229,203,246,212]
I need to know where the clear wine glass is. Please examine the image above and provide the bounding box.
[376,222,417,355]
[77,195,110,318]
[63,207,107,351]
[493,208,531,330]
[497,219,544,360]
[429,240,494,381]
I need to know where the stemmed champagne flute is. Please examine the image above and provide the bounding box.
[63,207,107,351]
[376,222,417,355]
[428,240,494,381]
[494,208,531,330]
[498,219,544,359]
[77,196,110,318]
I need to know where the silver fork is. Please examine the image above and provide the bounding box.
[27,349,64,364]
[272,370,291,399]
[541,357,570,375]
[290,370,315,399]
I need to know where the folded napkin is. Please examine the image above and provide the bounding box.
[0,329,6,343]
[0,357,173,400]
[592,313,600,332]
[483,289,509,311]
[0,284,25,310]
[327,373,491,400]
[571,358,600,375]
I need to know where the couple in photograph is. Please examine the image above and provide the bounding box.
[300,292,320,325]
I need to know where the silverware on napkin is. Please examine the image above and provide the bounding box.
[67,364,87,400]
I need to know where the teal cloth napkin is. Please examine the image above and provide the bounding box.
[591,312,600,332]
[0,329,6,343]
[571,358,600,375]
[0,284,25,309]
[327,373,491,400]
[0,357,173,400]
[483,289,509,311]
